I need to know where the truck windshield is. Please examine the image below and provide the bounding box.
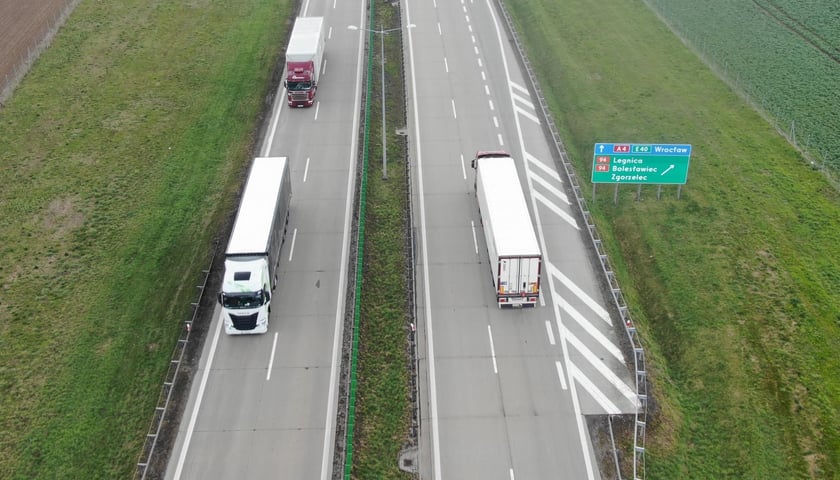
[221,291,263,309]
[287,81,311,91]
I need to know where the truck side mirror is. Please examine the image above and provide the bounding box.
[264,290,271,304]
[470,159,476,169]
[283,80,287,88]
[217,293,223,305]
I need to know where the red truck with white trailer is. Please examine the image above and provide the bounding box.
[472,151,542,307]
[285,16,325,108]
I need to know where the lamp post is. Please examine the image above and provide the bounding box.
[348,24,415,179]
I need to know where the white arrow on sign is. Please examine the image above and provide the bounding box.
[661,164,674,175]
[598,144,605,153]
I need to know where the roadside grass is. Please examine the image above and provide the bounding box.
[0,0,290,477]
[504,0,840,478]
[352,1,414,478]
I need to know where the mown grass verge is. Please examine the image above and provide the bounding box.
[503,0,840,478]
[0,0,291,477]
[351,0,414,478]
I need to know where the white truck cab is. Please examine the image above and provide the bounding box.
[219,257,272,334]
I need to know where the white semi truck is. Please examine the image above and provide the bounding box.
[472,151,542,307]
[218,156,292,334]
[285,16,325,107]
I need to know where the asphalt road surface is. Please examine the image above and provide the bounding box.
[165,0,639,477]
[164,0,366,477]
[405,0,639,478]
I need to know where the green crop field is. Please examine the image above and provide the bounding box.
[504,0,840,477]
[642,0,840,172]
[0,0,291,477]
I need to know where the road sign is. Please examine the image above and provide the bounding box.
[591,143,692,184]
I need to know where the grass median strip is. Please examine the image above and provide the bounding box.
[350,1,414,478]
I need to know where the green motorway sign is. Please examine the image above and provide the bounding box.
[591,143,692,184]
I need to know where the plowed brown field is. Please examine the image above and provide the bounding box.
[0,0,74,88]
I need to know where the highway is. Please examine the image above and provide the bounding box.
[165,0,639,477]
[405,0,639,478]
[164,0,366,477]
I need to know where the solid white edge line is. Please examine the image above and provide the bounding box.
[320,2,367,477]
[524,151,562,183]
[549,264,611,324]
[555,298,595,478]
[533,191,578,229]
[266,332,278,380]
[527,169,567,203]
[509,80,529,96]
[514,105,539,124]
[262,88,286,156]
[554,291,623,361]
[564,326,639,406]
[485,0,595,476]
[173,311,224,479]
[510,90,534,109]
[569,363,621,415]
[487,325,498,374]
[405,0,443,476]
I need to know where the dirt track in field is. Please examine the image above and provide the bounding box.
[0,0,74,97]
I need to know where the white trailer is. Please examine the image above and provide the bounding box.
[218,157,292,334]
[285,16,325,107]
[472,151,542,307]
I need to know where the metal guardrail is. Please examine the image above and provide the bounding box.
[135,247,217,480]
[492,1,648,478]
[339,2,420,475]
